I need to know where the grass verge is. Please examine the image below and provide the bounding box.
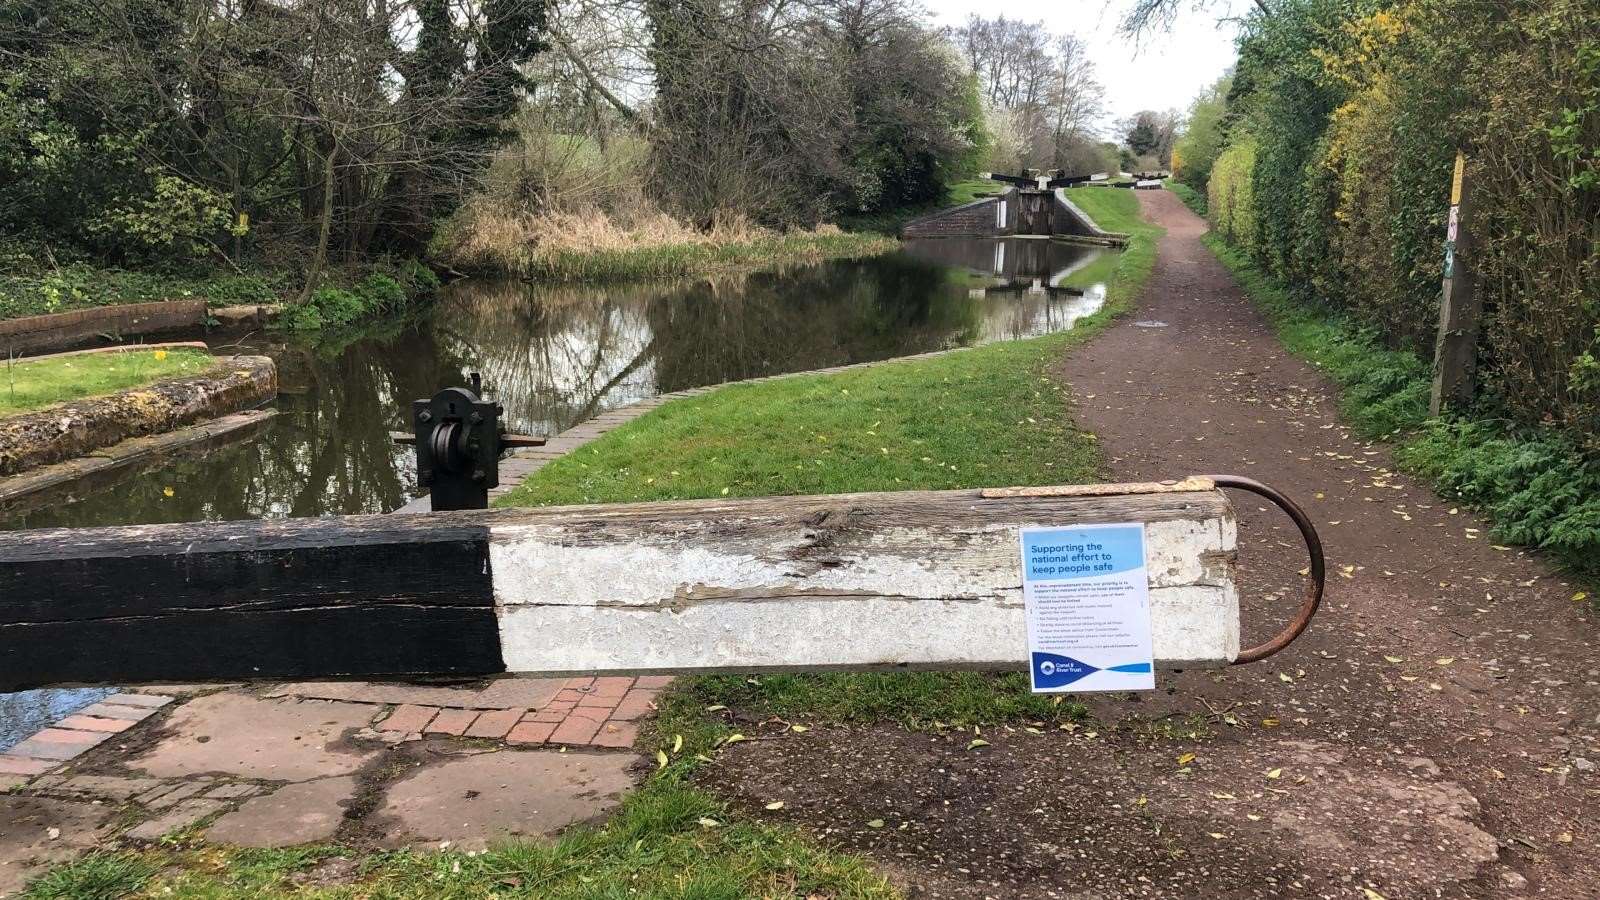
[1204,233,1600,582]
[1167,183,1207,218]
[0,349,214,417]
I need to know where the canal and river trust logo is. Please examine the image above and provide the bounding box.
[1031,652,1153,689]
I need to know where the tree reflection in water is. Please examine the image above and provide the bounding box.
[1,242,1109,531]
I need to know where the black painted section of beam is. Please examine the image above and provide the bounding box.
[0,523,501,690]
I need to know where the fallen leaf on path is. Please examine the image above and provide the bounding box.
[1177,753,1196,766]
[765,801,785,810]
[966,738,991,750]
[867,819,885,828]
[1265,768,1283,780]
[1384,655,1405,664]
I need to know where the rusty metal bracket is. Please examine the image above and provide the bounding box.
[1210,474,1326,665]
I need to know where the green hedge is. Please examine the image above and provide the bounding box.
[1202,0,1600,441]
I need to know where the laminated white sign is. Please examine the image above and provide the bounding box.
[1019,523,1155,692]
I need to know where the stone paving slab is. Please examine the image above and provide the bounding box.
[48,775,164,801]
[0,599,675,875]
[205,776,356,848]
[123,798,227,844]
[378,750,634,850]
[131,694,378,781]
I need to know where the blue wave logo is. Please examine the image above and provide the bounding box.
[1032,652,1152,689]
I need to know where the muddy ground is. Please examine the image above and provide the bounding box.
[700,191,1598,899]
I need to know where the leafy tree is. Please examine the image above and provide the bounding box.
[1125,114,1161,157]
[1172,73,1233,190]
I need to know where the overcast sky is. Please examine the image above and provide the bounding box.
[921,0,1250,134]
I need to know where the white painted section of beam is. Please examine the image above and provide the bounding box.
[487,502,1239,674]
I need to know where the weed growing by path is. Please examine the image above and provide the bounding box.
[1204,233,1600,582]
[23,852,156,900]
[675,672,1088,731]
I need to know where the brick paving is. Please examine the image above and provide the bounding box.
[0,694,172,778]
[373,676,663,749]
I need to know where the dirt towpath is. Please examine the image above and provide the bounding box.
[704,190,1600,898]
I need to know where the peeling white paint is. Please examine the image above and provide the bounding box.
[486,500,1240,674]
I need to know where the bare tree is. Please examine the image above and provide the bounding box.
[1118,0,1270,39]
[951,15,1105,173]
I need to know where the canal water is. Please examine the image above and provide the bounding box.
[0,237,1113,750]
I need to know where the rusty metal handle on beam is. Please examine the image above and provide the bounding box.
[1210,475,1326,665]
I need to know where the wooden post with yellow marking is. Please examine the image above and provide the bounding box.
[1430,152,1482,415]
